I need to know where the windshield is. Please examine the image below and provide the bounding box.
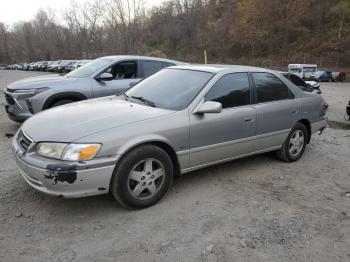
[289,68,301,73]
[66,58,112,78]
[125,68,213,110]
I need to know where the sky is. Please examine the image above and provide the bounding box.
[0,0,166,25]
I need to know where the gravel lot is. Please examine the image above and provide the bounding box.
[0,71,350,262]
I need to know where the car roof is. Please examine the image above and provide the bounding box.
[102,55,184,64]
[168,64,275,74]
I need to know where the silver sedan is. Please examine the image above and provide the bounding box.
[12,65,328,209]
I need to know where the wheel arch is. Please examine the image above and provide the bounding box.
[115,138,181,177]
[42,91,88,110]
[297,118,311,143]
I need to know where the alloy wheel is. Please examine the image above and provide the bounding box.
[289,130,304,157]
[127,158,165,200]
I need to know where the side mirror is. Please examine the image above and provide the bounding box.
[96,72,113,81]
[195,101,222,114]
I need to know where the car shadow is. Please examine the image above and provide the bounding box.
[33,151,280,214]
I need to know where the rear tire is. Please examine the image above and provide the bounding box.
[110,145,173,209]
[275,123,308,162]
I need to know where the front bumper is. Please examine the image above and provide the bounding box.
[3,91,33,122]
[12,131,119,198]
[15,155,115,197]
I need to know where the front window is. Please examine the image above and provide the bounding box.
[105,61,138,79]
[66,58,112,78]
[125,69,213,110]
[205,73,250,109]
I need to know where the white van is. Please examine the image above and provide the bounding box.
[288,64,317,80]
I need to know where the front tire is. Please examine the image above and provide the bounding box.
[276,123,308,162]
[110,145,173,209]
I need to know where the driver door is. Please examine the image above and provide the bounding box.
[189,73,256,168]
[92,60,142,98]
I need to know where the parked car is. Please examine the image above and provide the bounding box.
[281,72,321,94]
[56,60,76,73]
[22,63,29,71]
[4,56,184,122]
[65,60,91,72]
[332,72,346,82]
[11,65,328,208]
[47,60,62,72]
[64,61,78,73]
[76,60,91,69]
[16,64,24,70]
[288,64,317,80]
[41,61,54,72]
[32,62,43,71]
[311,70,333,82]
[25,62,35,71]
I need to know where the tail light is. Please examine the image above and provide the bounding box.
[322,102,329,110]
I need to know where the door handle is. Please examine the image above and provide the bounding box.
[291,110,298,114]
[244,118,254,122]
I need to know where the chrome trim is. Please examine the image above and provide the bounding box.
[17,129,34,152]
[176,149,190,156]
[181,146,281,174]
[189,129,290,154]
[20,129,33,143]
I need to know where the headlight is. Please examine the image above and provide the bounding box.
[37,143,101,161]
[11,87,50,94]
[62,144,101,161]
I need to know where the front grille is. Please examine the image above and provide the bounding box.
[5,93,15,105]
[17,130,32,151]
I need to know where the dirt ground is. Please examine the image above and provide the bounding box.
[0,71,350,262]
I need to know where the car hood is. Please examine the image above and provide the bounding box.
[7,75,78,90]
[22,96,175,142]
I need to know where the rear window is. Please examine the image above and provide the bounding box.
[142,61,164,77]
[253,73,291,103]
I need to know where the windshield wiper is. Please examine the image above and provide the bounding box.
[130,96,156,107]
[119,92,129,98]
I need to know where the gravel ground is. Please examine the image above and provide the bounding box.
[0,71,350,262]
[320,82,350,125]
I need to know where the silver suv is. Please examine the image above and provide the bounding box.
[12,65,327,209]
[4,56,183,122]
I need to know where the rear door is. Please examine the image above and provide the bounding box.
[251,72,299,151]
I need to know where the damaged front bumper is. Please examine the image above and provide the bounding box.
[12,131,119,198]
